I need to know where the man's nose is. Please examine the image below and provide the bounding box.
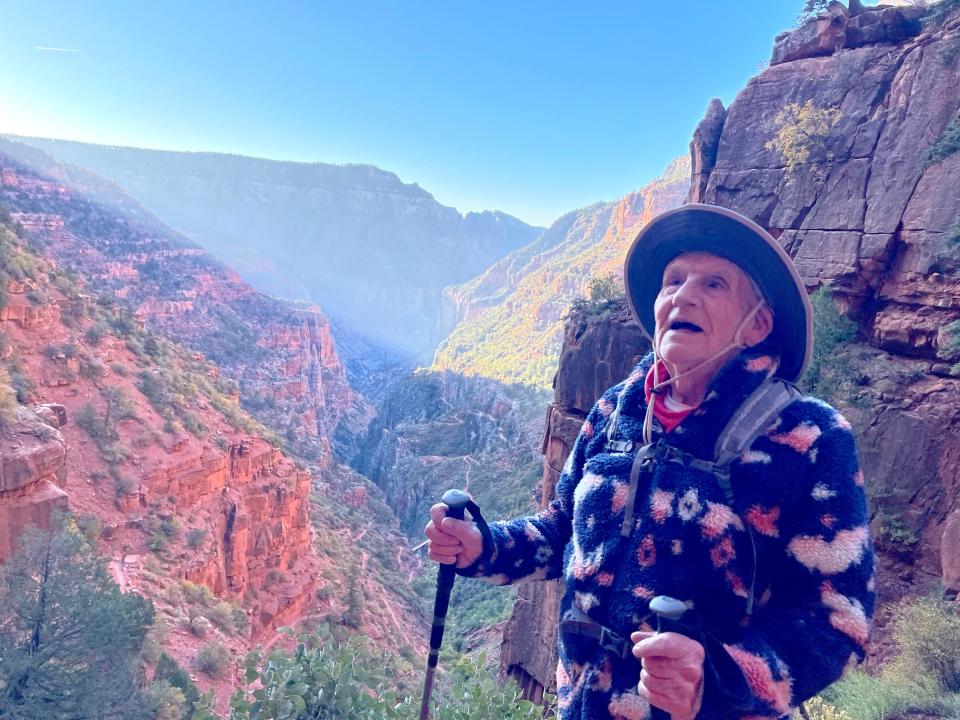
[671,278,700,306]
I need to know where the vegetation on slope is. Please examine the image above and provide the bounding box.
[433,159,688,389]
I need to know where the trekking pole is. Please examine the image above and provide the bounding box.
[648,596,690,720]
[418,489,471,720]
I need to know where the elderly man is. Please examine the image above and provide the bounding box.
[426,204,874,720]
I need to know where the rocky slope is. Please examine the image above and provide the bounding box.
[345,368,550,645]
[350,370,548,537]
[3,137,543,359]
[432,157,689,388]
[0,155,427,700]
[0,138,354,464]
[0,213,320,679]
[499,2,960,697]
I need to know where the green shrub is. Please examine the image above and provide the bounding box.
[940,319,960,358]
[180,410,208,438]
[143,680,186,720]
[26,288,48,305]
[924,113,960,166]
[181,579,215,606]
[0,366,18,425]
[822,595,960,719]
[75,514,102,544]
[159,518,181,539]
[148,533,168,554]
[186,527,207,549]
[154,652,202,718]
[114,476,136,499]
[195,640,231,679]
[192,628,548,720]
[206,601,237,634]
[797,697,851,720]
[821,671,915,720]
[766,100,841,172]
[800,287,860,404]
[886,595,960,692]
[84,322,109,346]
[6,356,34,403]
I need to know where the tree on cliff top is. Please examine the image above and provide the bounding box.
[0,516,155,719]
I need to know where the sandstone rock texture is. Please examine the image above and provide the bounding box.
[169,438,318,636]
[0,407,68,562]
[688,4,960,608]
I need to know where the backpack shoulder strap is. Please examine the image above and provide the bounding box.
[711,378,801,617]
[713,378,800,468]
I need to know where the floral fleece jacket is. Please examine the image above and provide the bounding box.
[458,349,874,720]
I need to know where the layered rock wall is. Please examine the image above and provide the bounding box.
[688,2,960,608]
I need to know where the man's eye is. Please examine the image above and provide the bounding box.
[666,276,682,286]
[707,278,726,290]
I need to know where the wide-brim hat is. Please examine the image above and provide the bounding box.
[623,203,812,382]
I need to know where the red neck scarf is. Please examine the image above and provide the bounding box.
[643,360,698,433]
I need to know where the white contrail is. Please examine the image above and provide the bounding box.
[34,46,82,53]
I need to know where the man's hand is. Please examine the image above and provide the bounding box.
[631,630,705,720]
[424,503,483,568]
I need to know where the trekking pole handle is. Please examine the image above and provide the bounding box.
[441,488,470,520]
[650,595,687,633]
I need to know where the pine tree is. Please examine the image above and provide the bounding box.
[0,517,155,719]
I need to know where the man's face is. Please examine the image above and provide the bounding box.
[653,252,763,369]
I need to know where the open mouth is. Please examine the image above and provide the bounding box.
[669,320,703,333]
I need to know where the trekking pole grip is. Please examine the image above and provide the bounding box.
[427,490,470,663]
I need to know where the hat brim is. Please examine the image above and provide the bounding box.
[623,203,812,383]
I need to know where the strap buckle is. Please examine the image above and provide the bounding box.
[598,625,631,659]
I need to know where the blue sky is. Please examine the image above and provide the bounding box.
[1,2,808,227]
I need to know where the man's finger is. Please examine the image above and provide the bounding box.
[639,668,682,693]
[428,549,459,565]
[430,503,449,528]
[425,524,460,546]
[633,632,704,662]
[639,657,678,680]
[440,516,476,541]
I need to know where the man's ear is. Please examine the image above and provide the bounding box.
[744,305,774,347]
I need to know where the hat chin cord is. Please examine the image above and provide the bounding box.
[641,299,766,446]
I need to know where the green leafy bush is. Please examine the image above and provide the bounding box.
[821,594,960,719]
[766,100,841,172]
[924,113,960,166]
[191,627,547,720]
[800,287,860,404]
[85,322,110,345]
[0,366,18,425]
[76,514,102,544]
[195,640,232,679]
[0,515,155,718]
[187,528,207,549]
[886,595,960,692]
